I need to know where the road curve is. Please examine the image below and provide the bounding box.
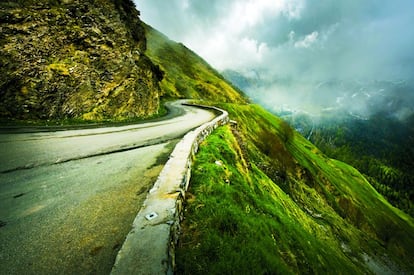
[0,101,215,173]
[0,101,216,274]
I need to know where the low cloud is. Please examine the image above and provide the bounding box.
[294,31,318,48]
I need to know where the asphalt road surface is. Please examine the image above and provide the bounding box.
[0,101,215,274]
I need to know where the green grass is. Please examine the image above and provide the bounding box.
[177,126,363,274]
[144,24,247,104]
[176,103,414,274]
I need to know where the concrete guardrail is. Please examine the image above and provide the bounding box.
[111,103,229,274]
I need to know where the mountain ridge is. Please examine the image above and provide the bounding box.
[144,24,247,104]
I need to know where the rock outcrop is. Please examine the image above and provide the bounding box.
[0,0,162,121]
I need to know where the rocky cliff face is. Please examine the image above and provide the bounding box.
[0,0,162,122]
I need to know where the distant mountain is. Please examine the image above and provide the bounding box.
[221,69,260,92]
[0,0,162,122]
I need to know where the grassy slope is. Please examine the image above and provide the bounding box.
[176,103,414,274]
[307,115,414,217]
[144,21,414,273]
[144,24,246,104]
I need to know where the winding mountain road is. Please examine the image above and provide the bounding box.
[0,101,216,274]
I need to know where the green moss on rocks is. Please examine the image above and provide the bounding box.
[0,0,161,122]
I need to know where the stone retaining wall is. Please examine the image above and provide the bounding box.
[111,104,229,274]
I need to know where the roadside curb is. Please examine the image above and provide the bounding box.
[111,104,229,274]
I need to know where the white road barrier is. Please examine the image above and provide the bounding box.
[111,103,229,275]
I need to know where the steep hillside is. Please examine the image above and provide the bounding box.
[177,104,414,274]
[0,0,162,122]
[283,112,414,217]
[144,24,246,103]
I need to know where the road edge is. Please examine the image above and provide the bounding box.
[110,104,229,275]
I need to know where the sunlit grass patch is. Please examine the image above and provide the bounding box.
[176,126,363,274]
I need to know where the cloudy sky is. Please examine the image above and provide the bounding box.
[137,0,414,114]
[134,0,414,114]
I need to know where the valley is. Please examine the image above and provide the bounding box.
[225,70,414,218]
